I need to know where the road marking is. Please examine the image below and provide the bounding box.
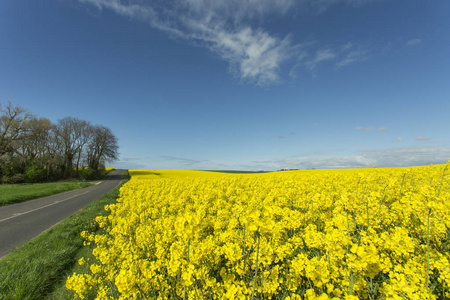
[0,191,90,223]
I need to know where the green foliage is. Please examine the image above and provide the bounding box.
[25,160,44,183]
[79,168,99,181]
[2,173,25,184]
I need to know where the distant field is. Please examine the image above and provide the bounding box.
[206,170,270,174]
[0,181,92,206]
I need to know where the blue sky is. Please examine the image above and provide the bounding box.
[1,0,449,170]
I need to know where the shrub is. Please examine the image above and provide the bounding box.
[79,168,98,180]
[25,163,44,183]
[4,173,26,184]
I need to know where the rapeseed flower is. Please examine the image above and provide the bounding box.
[67,165,450,299]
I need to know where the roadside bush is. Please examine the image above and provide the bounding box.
[2,173,25,184]
[1,159,14,178]
[79,168,98,180]
[25,162,44,183]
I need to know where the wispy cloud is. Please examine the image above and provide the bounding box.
[336,47,368,68]
[406,39,422,47]
[112,160,148,169]
[416,136,429,141]
[341,42,353,51]
[79,0,378,85]
[395,137,404,142]
[307,0,385,14]
[277,131,298,139]
[162,155,207,165]
[206,28,296,85]
[305,48,337,71]
[355,126,387,131]
[292,41,370,77]
[120,157,141,162]
[355,126,375,130]
[79,0,298,85]
[248,146,450,170]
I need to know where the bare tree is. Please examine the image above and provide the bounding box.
[55,117,90,178]
[1,102,119,182]
[0,102,32,156]
[74,120,92,176]
[44,124,65,180]
[87,125,119,171]
[17,117,52,160]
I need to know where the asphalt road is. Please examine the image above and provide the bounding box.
[0,169,124,258]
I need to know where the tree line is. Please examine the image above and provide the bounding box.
[0,102,119,183]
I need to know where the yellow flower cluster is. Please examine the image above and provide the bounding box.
[67,164,450,299]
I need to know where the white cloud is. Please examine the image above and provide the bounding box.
[79,0,298,85]
[345,0,382,6]
[395,137,404,142]
[355,126,375,130]
[289,41,370,78]
[315,49,337,62]
[305,49,337,71]
[248,146,450,170]
[115,146,449,171]
[354,126,387,131]
[204,28,296,85]
[307,0,384,13]
[406,39,422,47]
[120,157,141,162]
[184,0,295,21]
[111,160,148,170]
[162,155,208,165]
[341,42,353,51]
[416,136,429,141]
[336,48,368,68]
[79,0,378,85]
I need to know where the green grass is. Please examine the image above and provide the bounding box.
[46,240,97,300]
[0,170,116,207]
[100,169,116,179]
[0,181,93,207]
[0,171,129,300]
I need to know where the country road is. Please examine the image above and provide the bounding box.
[0,169,124,258]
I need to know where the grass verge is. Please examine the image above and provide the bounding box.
[0,171,130,300]
[0,181,93,207]
[0,170,116,207]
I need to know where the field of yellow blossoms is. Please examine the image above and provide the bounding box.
[67,163,450,299]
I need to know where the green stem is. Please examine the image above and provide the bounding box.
[251,230,261,300]
[426,209,431,295]
[366,195,369,228]
[184,239,190,300]
[437,164,449,197]
[398,173,406,204]
[346,211,353,296]
[377,186,387,222]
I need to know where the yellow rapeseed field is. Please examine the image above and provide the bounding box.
[67,164,450,299]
